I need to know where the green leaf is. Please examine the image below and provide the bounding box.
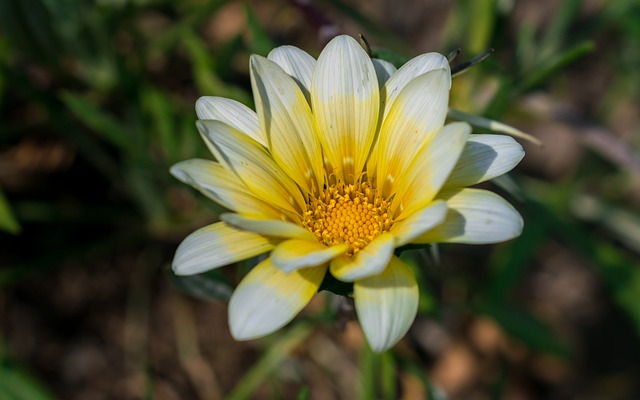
[168,270,233,302]
[0,188,20,234]
[244,4,276,56]
[0,361,56,400]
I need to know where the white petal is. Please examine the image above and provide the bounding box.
[329,233,395,282]
[415,188,523,244]
[391,200,447,247]
[271,240,348,273]
[267,45,316,104]
[375,69,452,198]
[250,55,324,193]
[220,213,316,241]
[229,258,326,340]
[170,159,281,218]
[372,58,397,87]
[381,52,450,120]
[444,134,525,189]
[195,96,266,147]
[311,35,380,183]
[393,122,470,219]
[172,222,274,276]
[197,120,306,214]
[354,256,419,352]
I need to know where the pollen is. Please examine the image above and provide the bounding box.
[303,181,394,255]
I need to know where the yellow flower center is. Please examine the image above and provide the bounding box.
[303,182,393,255]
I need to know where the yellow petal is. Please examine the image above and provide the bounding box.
[220,213,316,241]
[267,45,316,105]
[250,55,324,194]
[197,120,305,214]
[271,239,348,273]
[229,258,326,340]
[172,222,275,276]
[329,233,395,282]
[311,35,380,183]
[375,68,451,197]
[414,188,523,244]
[195,96,266,147]
[390,200,447,246]
[354,256,419,352]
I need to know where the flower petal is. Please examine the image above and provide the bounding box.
[375,69,452,198]
[271,239,348,273]
[329,233,395,282]
[267,45,316,104]
[170,159,281,218]
[393,122,470,219]
[195,96,266,147]
[220,213,316,241]
[172,222,274,276]
[197,119,305,214]
[229,258,326,340]
[415,188,523,244]
[444,134,525,189]
[354,256,419,352]
[250,55,324,193]
[311,35,380,183]
[372,58,397,87]
[381,52,450,120]
[390,200,447,247]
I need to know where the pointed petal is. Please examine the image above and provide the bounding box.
[250,55,324,193]
[415,188,523,244]
[330,233,395,282]
[229,258,326,340]
[195,96,266,147]
[381,52,450,120]
[170,159,281,218]
[267,45,316,104]
[220,213,317,241]
[311,35,380,182]
[172,222,274,276]
[391,200,447,246]
[354,256,419,352]
[271,240,348,273]
[372,58,397,87]
[393,122,470,219]
[376,69,452,197]
[444,134,525,189]
[197,120,305,214]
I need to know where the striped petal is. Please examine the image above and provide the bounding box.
[170,159,281,218]
[195,96,266,147]
[197,120,305,214]
[229,258,326,340]
[444,134,525,189]
[271,240,348,273]
[376,69,452,198]
[220,213,316,241]
[415,188,523,244]
[393,122,470,219]
[311,35,380,183]
[329,233,395,282]
[354,256,419,352]
[391,200,447,247]
[381,52,450,120]
[172,222,274,276]
[267,45,316,104]
[372,58,397,87]
[250,55,324,193]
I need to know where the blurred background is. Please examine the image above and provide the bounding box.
[1,0,640,399]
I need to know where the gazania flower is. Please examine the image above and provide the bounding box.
[171,35,524,352]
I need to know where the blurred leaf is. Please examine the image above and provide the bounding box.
[539,0,581,60]
[0,360,56,400]
[245,4,276,56]
[141,87,178,162]
[466,0,496,54]
[379,351,397,400]
[168,270,233,302]
[474,298,571,357]
[295,387,310,400]
[226,323,313,400]
[61,91,133,153]
[0,188,20,235]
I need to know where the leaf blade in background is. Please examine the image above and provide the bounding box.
[0,188,20,234]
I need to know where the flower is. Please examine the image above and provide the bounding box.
[171,35,524,352]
